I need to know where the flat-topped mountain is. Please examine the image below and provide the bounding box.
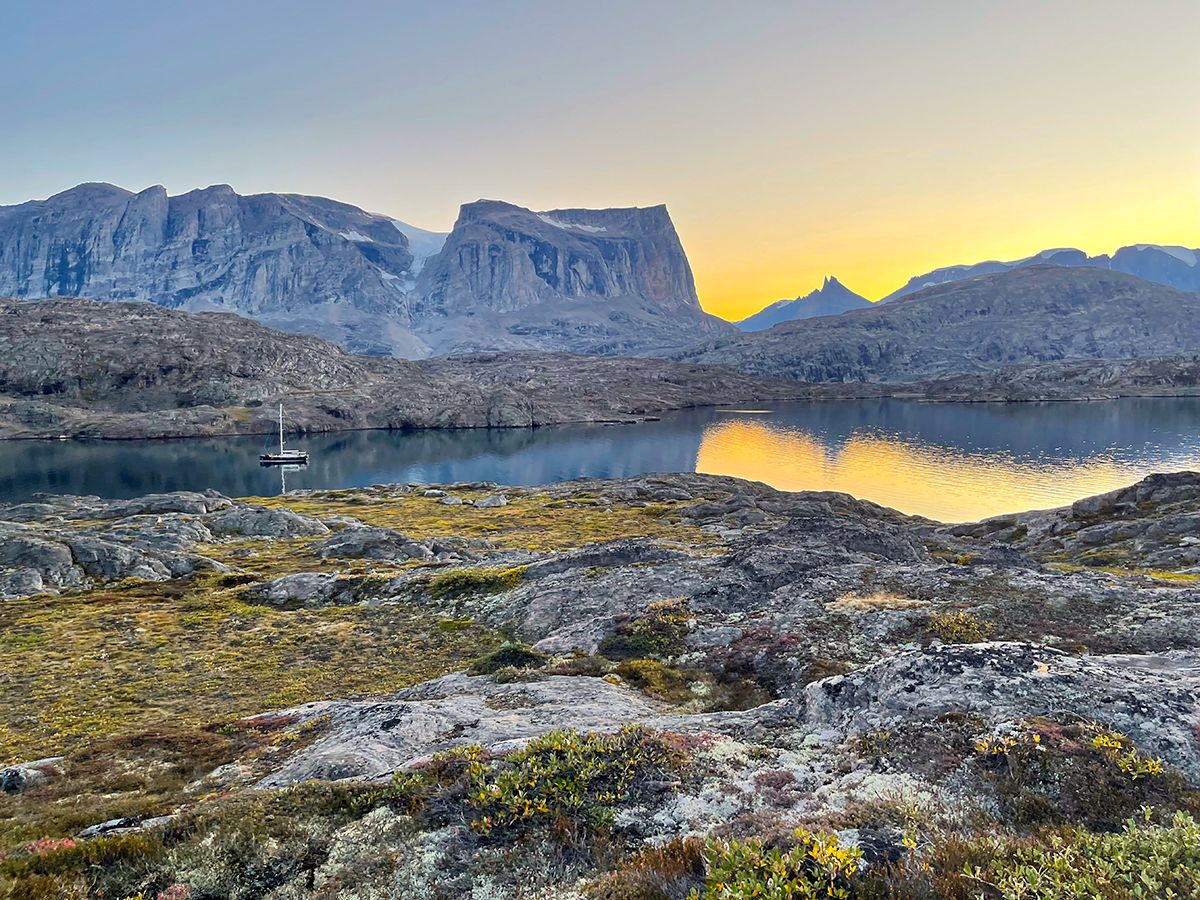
[884,242,1200,301]
[673,265,1200,382]
[413,199,730,355]
[736,275,871,331]
[0,297,801,439]
[0,183,728,358]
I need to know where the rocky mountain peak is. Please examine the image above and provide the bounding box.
[0,182,729,359]
[736,274,871,332]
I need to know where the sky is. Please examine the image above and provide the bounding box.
[2,0,1197,320]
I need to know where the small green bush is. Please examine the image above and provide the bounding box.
[928,610,993,644]
[598,599,690,661]
[468,725,685,836]
[469,642,547,675]
[702,829,862,899]
[614,658,698,703]
[967,811,1200,899]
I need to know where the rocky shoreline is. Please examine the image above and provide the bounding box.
[1,471,1199,895]
[5,299,1200,442]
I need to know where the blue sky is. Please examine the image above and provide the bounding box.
[3,0,1197,315]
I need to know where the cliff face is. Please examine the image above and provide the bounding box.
[0,185,728,357]
[413,200,730,354]
[0,183,419,355]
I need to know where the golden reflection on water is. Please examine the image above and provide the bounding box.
[694,419,1192,522]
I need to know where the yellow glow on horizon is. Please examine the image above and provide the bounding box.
[691,156,1200,321]
[693,419,1195,522]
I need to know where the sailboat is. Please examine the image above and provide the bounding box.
[259,403,310,466]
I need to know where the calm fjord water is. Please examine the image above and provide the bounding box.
[2,399,1198,522]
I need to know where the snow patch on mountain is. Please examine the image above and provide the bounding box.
[537,214,607,233]
[389,219,449,275]
[1133,245,1197,267]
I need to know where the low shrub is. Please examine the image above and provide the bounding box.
[468,642,547,675]
[585,837,706,899]
[598,599,690,661]
[425,566,526,603]
[702,829,862,899]
[970,719,1193,831]
[927,610,993,644]
[468,726,685,837]
[965,810,1200,899]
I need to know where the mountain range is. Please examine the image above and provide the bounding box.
[674,266,1200,382]
[882,243,1200,301]
[0,184,729,358]
[3,181,1200,385]
[735,275,870,330]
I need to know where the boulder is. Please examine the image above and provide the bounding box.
[313,527,432,562]
[206,505,329,538]
[0,757,64,794]
[250,573,341,608]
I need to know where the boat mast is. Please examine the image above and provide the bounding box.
[278,403,284,455]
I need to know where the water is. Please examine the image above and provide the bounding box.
[1,399,1198,522]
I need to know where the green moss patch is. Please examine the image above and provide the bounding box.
[0,574,501,765]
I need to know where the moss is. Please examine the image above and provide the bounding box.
[468,642,547,675]
[244,490,718,553]
[598,599,690,661]
[1079,547,1130,567]
[425,566,526,603]
[0,720,326,850]
[1051,562,1200,583]
[0,572,502,765]
[613,659,698,703]
[0,779,381,899]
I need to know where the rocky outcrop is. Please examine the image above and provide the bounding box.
[954,470,1200,569]
[675,266,1200,382]
[257,673,673,786]
[0,183,420,356]
[805,642,1200,778]
[0,298,806,439]
[0,185,729,357]
[736,276,871,331]
[0,491,338,597]
[911,355,1200,400]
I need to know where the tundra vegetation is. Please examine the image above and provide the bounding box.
[1,472,1199,897]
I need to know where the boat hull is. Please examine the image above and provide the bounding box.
[259,453,309,466]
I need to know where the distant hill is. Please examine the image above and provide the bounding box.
[883,243,1200,301]
[673,266,1200,382]
[736,276,871,331]
[0,184,730,359]
[0,297,800,439]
